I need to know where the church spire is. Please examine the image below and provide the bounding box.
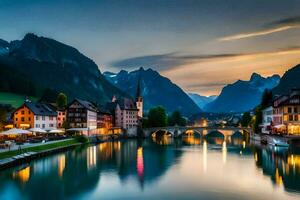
[136,72,142,99]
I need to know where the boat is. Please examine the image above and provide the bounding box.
[268,136,289,147]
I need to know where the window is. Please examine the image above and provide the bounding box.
[36,116,39,120]
[28,111,31,114]
[42,124,45,128]
[288,107,292,113]
[21,117,24,122]
[50,116,53,120]
[21,111,24,115]
[42,116,45,121]
[295,107,298,113]
[15,118,18,121]
[289,115,293,121]
[49,124,54,127]
[28,117,31,121]
[295,115,299,121]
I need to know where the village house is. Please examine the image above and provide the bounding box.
[262,89,300,135]
[66,99,97,130]
[12,100,57,130]
[97,105,113,129]
[273,89,300,135]
[261,106,273,134]
[47,103,67,128]
[107,97,139,129]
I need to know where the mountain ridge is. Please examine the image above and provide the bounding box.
[104,67,202,116]
[204,72,280,113]
[0,33,128,105]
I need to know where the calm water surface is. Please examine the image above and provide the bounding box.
[0,137,300,200]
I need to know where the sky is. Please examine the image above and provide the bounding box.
[0,0,300,96]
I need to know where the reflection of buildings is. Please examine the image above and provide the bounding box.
[254,147,300,192]
[136,147,144,187]
[13,166,31,184]
[58,154,66,177]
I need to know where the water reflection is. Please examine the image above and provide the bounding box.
[0,137,299,200]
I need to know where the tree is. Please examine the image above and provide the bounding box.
[253,105,263,133]
[147,106,168,127]
[241,112,251,127]
[0,108,7,131]
[56,93,68,109]
[168,111,187,126]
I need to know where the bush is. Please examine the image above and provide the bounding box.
[75,135,89,143]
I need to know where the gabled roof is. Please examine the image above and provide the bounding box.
[16,102,57,116]
[118,98,138,110]
[69,98,98,112]
[106,98,138,112]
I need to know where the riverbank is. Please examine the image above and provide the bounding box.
[0,138,82,170]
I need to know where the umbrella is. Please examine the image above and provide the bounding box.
[0,128,31,135]
[48,129,65,133]
[28,128,47,133]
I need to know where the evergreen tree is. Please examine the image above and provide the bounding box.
[168,111,187,126]
[56,93,68,109]
[241,112,251,127]
[148,106,167,127]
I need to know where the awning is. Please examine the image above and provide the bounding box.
[67,128,89,131]
[28,128,47,133]
[48,129,65,133]
[0,128,31,135]
[274,124,286,129]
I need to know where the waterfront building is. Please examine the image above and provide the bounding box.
[107,97,139,130]
[97,105,113,129]
[47,103,67,128]
[106,79,143,131]
[66,99,97,130]
[272,89,300,134]
[261,106,273,134]
[12,100,57,130]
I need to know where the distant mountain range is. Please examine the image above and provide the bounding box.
[103,68,201,116]
[205,73,280,113]
[188,93,217,109]
[272,64,300,95]
[0,33,128,105]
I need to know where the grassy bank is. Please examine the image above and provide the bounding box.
[0,92,38,108]
[0,139,80,160]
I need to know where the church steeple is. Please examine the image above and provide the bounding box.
[136,73,142,99]
[136,72,143,118]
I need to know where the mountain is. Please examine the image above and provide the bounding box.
[0,33,128,105]
[272,64,300,95]
[205,73,280,113]
[103,68,201,116]
[188,93,217,109]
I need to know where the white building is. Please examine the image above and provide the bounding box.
[13,101,57,130]
[261,106,273,134]
[67,99,97,130]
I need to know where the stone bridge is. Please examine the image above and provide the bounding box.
[143,126,252,138]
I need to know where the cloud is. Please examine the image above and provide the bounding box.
[219,16,300,41]
[110,52,243,71]
[110,46,300,71]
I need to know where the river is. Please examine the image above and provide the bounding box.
[0,136,299,200]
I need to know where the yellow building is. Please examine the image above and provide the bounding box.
[273,90,300,135]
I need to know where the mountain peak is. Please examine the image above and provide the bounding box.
[250,72,263,82]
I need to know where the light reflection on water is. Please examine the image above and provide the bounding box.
[0,136,299,200]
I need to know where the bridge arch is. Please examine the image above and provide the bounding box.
[181,129,202,137]
[151,129,173,138]
[205,130,225,138]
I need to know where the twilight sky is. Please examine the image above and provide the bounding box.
[0,0,300,96]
